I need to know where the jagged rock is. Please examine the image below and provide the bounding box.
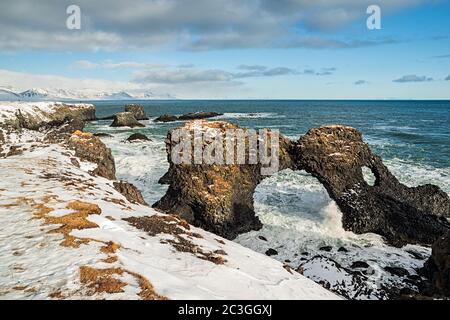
[384,266,410,277]
[113,181,147,205]
[126,133,151,142]
[67,131,116,180]
[110,112,145,128]
[294,125,450,247]
[154,114,179,123]
[153,121,294,240]
[178,112,223,121]
[125,104,148,120]
[421,231,450,297]
[351,261,370,269]
[265,248,278,256]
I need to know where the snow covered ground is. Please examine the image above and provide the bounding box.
[0,115,339,299]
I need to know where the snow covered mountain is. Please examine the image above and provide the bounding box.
[0,87,176,101]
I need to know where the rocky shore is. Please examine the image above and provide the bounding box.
[0,102,338,300]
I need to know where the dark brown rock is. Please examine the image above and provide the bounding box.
[294,125,450,247]
[125,104,148,120]
[421,231,450,297]
[154,114,179,123]
[110,112,145,128]
[153,120,294,240]
[67,131,116,180]
[126,133,151,142]
[113,181,147,205]
[178,112,223,121]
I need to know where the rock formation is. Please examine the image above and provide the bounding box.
[113,181,148,205]
[155,121,450,245]
[110,112,145,128]
[126,133,151,142]
[154,112,223,123]
[294,125,450,247]
[421,231,450,297]
[153,120,294,239]
[67,131,116,180]
[124,104,148,120]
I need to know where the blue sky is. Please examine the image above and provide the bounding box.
[0,0,449,99]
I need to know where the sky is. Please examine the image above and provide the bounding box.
[0,0,449,99]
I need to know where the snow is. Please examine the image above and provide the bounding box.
[0,126,339,300]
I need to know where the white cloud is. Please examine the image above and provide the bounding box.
[0,0,424,51]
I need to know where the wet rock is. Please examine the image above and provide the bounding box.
[258,235,268,241]
[319,246,333,252]
[294,125,450,247]
[67,131,116,180]
[154,114,178,122]
[125,104,148,120]
[301,252,309,256]
[94,133,113,138]
[421,231,450,297]
[351,261,370,269]
[338,247,349,253]
[126,133,151,142]
[265,248,278,256]
[384,266,410,277]
[178,112,223,121]
[153,120,294,239]
[110,112,145,128]
[113,181,147,206]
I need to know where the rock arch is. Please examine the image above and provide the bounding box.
[154,121,450,247]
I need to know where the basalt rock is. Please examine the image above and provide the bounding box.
[178,112,223,121]
[113,181,148,205]
[294,125,450,247]
[110,112,145,128]
[421,231,450,297]
[154,114,179,123]
[155,121,450,245]
[125,104,148,120]
[153,120,294,239]
[67,131,116,180]
[126,133,151,142]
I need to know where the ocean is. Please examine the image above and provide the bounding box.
[86,100,450,298]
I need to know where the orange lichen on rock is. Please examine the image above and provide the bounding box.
[72,130,93,139]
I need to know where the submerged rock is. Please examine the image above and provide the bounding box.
[94,133,113,138]
[294,125,450,247]
[126,133,151,142]
[110,112,145,128]
[113,181,148,205]
[153,120,294,239]
[265,248,278,256]
[125,104,148,120]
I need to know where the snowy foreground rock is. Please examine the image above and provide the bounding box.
[0,102,338,300]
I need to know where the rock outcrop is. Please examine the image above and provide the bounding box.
[113,181,148,205]
[294,125,450,247]
[110,112,145,128]
[154,112,223,123]
[421,231,450,297]
[124,104,148,120]
[126,133,151,142]
[67,131,116,180]
[155,121,450,245]
[153,120,294,239]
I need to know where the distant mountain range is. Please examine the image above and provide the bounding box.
[0,87,176,101]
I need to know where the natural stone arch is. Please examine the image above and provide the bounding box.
[154,121,450,246]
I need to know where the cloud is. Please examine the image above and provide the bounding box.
[393,75,434,83]
[74,60,165,69]
[446,75,450,81]
[433,54,450,59]
[0,0,424,51]
[301,67,336,76]
[354,80,369,85]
